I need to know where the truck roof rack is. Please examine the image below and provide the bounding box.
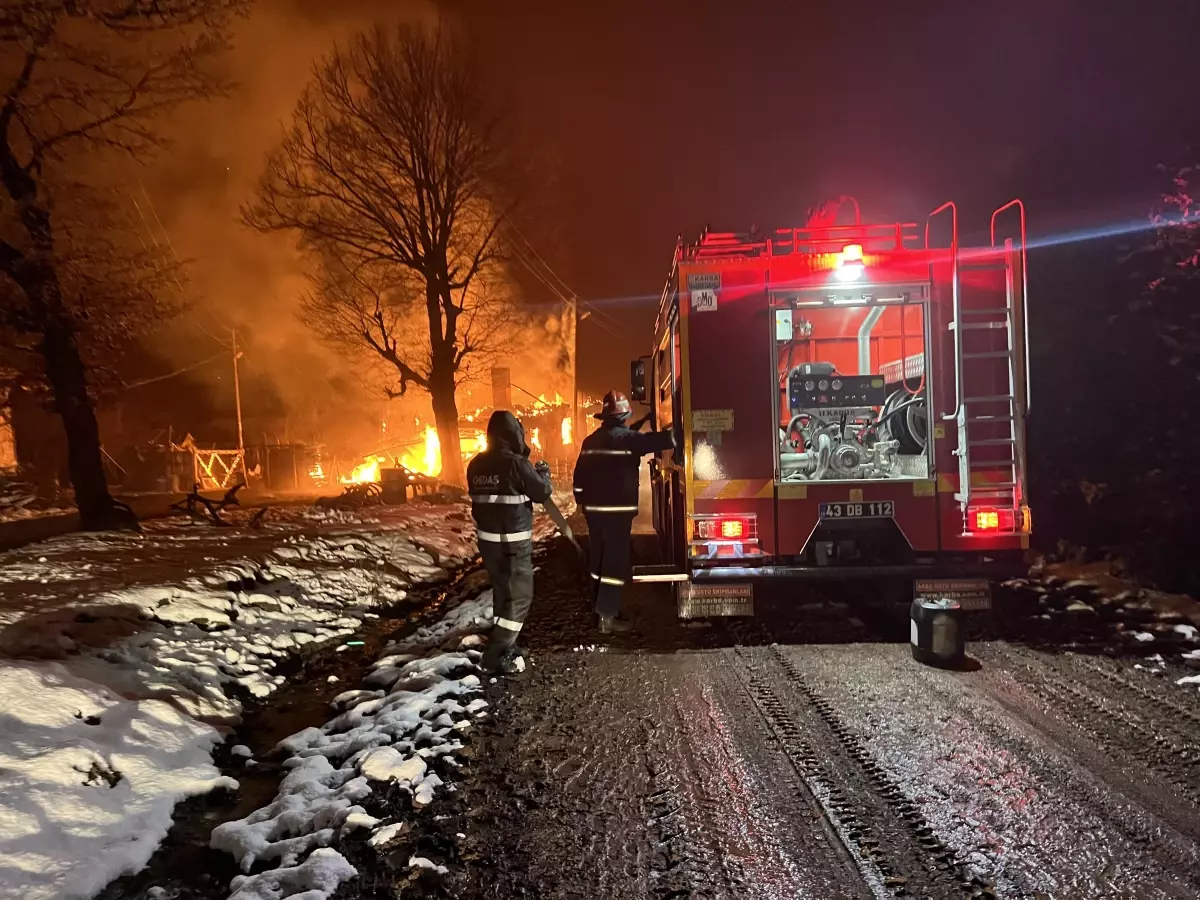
[677,221,922,263]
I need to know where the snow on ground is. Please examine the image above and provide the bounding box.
[0,500,481,900]
[0,503,74,523]
[210,591,496,900]
[0,663,236,900]
[1032,558,1200,626]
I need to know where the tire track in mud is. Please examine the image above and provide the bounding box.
[978,644,1200,818]
[731,645,999,900]
[789,643,1200,900]
[462,651,878,900]
[641,654,873,899]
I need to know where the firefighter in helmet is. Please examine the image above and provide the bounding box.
[573,390,676,633]
[468,410,554,674]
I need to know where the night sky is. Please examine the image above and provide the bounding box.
[443,0,1200,391]
[132,0,1200,437]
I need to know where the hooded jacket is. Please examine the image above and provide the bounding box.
[466,411,553,542]
[573,418,675,514]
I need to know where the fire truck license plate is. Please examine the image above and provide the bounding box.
[819,501,894,519]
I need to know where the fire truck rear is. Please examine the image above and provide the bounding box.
[630,198,1032,617]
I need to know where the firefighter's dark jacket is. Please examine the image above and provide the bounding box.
[573,419,674,513]
[467,411,553,539]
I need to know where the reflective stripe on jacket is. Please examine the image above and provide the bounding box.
[467,411,553,542]
[573,420,674,514]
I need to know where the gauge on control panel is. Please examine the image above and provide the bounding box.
[787,367,889,411]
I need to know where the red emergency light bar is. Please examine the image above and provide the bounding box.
[834,243,866,282]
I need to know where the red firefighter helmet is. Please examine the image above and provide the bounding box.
[596,390,632,421]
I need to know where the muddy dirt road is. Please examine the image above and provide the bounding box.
[452,547,1200,900]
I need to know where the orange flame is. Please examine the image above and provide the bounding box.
[561,415,572,445]
[395,426,489,478]
[342,457,383,484]
[529,427,541,451]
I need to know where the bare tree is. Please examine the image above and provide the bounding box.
[0,1,248,529]
[246,22,510,486]
[299,247,512,416]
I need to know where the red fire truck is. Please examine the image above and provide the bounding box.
[630,197,1031,617]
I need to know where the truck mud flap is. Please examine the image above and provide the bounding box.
[913,576,992,611]
[677,582,754,618]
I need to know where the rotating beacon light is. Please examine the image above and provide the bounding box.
[834,243,865,282]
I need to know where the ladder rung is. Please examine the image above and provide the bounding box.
[970,459,1015,467]
[967,415,1015,422]
[967,438,1016,446]
[962,307,1011,315]
[963,350,1013,360]
[960,321,1008,330]
[964,394,1015,403]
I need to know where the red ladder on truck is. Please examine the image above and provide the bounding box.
[929,201,1030,527]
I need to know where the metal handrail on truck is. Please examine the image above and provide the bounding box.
[989,199,1031,412]
[925,201,961,421]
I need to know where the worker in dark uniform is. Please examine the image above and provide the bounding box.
[573,390,675,633]
[467,410,553,674]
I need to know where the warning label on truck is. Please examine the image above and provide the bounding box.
[686,273,721,290]
[677,583,753,618]
[691,289,718,312]
[687,272,720,313]
[692,409,734,432]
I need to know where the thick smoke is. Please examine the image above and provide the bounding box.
[137,0,433,452]
[133,0,574,457]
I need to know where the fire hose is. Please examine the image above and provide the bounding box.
[531,453,584,562]
[540,495,574,543]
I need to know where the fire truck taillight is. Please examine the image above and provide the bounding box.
[970,508,1015,533]
[693,516,750,540]
[689,514,763,559]
[720,519,744,538]
[834,243,865,282]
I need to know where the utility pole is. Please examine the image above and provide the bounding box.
[231,328,247,480]
[569,296,591,448]
[570,294,579,449]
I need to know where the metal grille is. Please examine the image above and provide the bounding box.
[895,455,930,478]
[879,353,925,384]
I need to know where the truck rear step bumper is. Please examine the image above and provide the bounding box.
[687,560,1027,581]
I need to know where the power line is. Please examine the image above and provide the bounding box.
[123,351,226,389]
[507,221,576,298]
[509,239,571,303]
[506,226,629,336]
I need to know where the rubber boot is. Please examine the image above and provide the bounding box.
[479,639,509,674]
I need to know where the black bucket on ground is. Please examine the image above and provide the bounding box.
[910,597,966,668]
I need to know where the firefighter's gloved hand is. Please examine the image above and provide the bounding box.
[535,460,551,478]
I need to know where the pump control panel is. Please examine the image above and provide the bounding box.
[788,367,887,411]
